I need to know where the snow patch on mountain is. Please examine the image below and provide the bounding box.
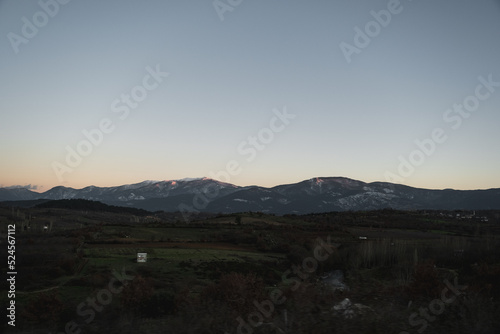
[335,191,397,209]
[278,198,291,204]
[118,193,146,201]
[177,177,205,182]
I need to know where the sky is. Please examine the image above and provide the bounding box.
[1,0,500,192]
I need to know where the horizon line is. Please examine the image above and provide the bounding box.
[2,176,499,193]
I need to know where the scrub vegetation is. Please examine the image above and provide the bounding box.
[1,203,499,333]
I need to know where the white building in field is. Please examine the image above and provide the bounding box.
[137,253,147,263]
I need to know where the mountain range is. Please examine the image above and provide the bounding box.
[1,177,499,215]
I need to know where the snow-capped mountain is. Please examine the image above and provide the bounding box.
[201,177,500,214]
[36,178,238,203]
[0,187,39,201]
[1,177,499,214]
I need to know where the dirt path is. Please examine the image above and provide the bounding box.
[17,258,89,295]
[17,285,60,295]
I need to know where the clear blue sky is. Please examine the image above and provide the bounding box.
[1,0,500,192]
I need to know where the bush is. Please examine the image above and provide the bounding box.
[22,291,64,327]
[121,275,155,314]
[201,272,265,315]
[138,291,176,317]
[407,260,441,300]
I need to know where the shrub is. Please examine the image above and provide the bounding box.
[407,260,441,300]
[22,291,64,327]
[121,275,155,314]
[201,272,265,315]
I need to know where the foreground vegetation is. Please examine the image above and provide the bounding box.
[1,202,499,333]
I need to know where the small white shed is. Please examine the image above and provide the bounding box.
[137,253,147,263]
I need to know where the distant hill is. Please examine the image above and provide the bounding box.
[34,199,151,216]
[0,187,39,201]
[0,199,52,208]
[1,177,499,214]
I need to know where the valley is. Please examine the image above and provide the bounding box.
[1,202,499,333]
